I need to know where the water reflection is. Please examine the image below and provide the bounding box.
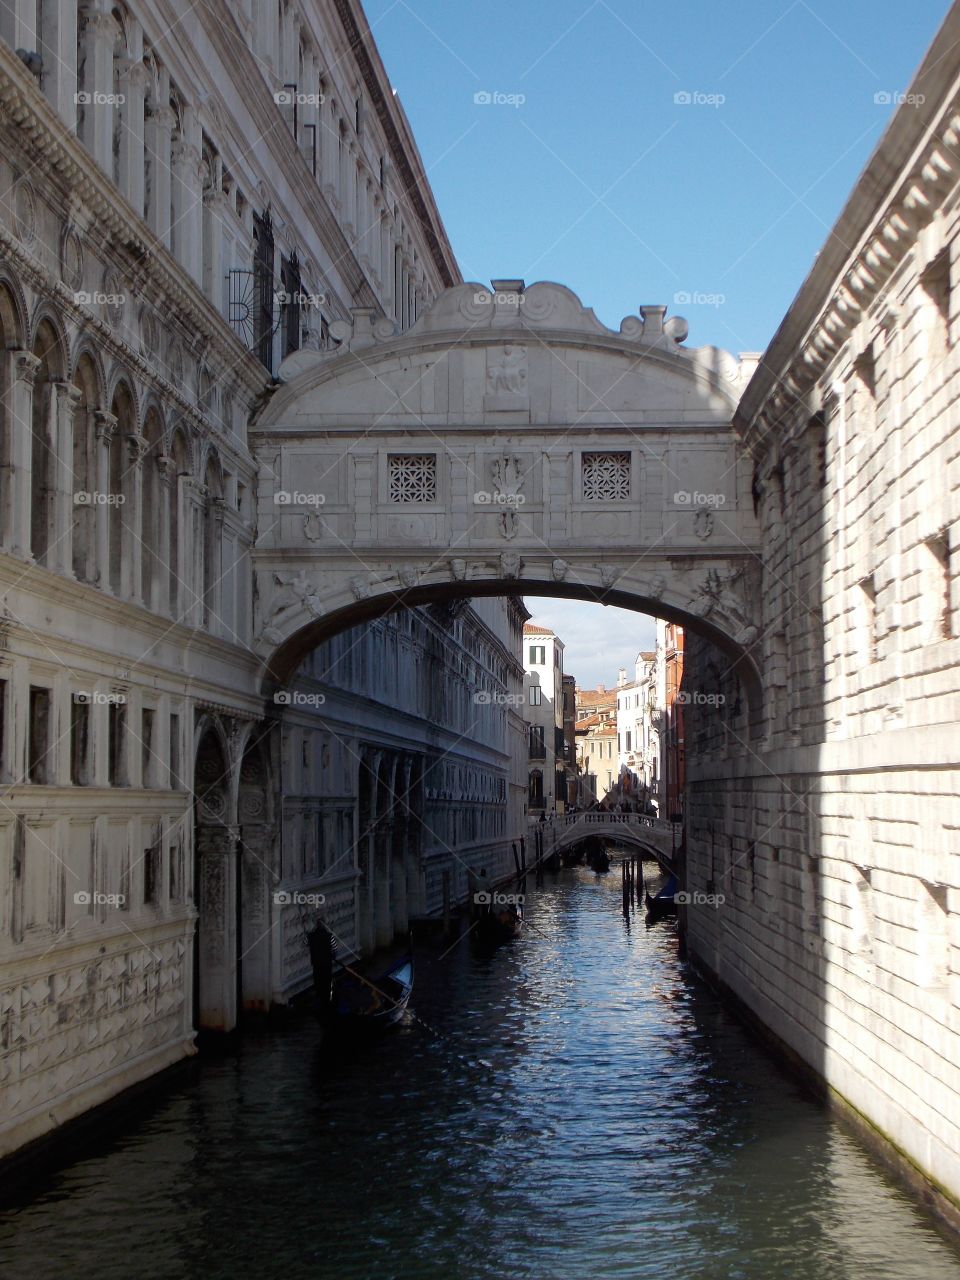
[1,862,958,1280]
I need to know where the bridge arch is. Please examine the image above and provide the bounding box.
[249,280,765,728]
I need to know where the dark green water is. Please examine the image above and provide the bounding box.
[2,862,959,1279]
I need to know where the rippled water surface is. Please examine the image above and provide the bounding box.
[3,862,960,1279]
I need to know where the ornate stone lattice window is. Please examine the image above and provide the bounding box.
[388,453,437,503]
[582,451,630,500]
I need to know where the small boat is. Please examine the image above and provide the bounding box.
[330,955,414,1033]
[475,902,523,946]
[586,839,611,872]
[645,872,678,921]
[308,922,413,1034]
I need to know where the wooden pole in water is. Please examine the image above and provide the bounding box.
[622,859,628,916]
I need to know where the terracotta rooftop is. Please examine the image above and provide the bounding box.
[523,622,555,635]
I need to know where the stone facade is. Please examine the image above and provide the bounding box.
[522,622,564,813]
[682,2,960,1217]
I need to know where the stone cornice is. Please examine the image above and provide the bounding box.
[735,2,960,455]
[0,42,269,405]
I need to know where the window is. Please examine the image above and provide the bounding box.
[529,725,546,759]
[144,842,160,906]
[0,678,6,777]
[923,533,954,639]
[169,713,181,788]
[858,576,878,662]
[921,249,951,361]
[529,645,545,665]
[108,699,126,785]
[528,769,543,807]
[582,451,630,501]
[625,731,632,752]
[70,694,91,785]
[529,685,542,706]
[28,687,51,783]
[280,252,302,359]
[253,209,275,373]
[388,453,437,504]
[141,708,156,787]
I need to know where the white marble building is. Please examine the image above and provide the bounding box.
[0,0,529,1162]
[615,652,659,808]
[523,622,564,814]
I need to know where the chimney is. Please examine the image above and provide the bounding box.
[597,682,605,693]
[618,667,627,687]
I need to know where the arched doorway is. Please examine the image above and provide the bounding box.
[236,731,277,1014]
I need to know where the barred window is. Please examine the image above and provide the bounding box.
[388,454,437,503]
[582,451,630,501]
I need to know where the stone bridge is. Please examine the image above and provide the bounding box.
[538,812,678,866]
[250,281,764,717]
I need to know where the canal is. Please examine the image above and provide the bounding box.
[2,860,960,1280]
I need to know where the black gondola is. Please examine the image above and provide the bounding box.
[475,902,524,946]
[308,922,413,1034]
[645,872,678,921]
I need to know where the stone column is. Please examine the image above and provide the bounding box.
[146,90,174,246]
[5,351,40,557]
[380,212,392,311]
[202,169,227,308]
[206,496,225,635]
[117,56,148,215]
[171,131,203,284]
[79,7,119,173]
[196,823,240,1033]
[93,410,117,587]
[52,381,83,576]
[122,433,146,603]
[184,479,207,627]
[40,0,79,128]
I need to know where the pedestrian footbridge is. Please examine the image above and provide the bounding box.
[539,812,678,866]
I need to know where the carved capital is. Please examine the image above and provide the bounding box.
[94,410,118,443]
[12,350,41,386]
[126,432,149,462]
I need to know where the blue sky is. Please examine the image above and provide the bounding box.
[362,0,948,684]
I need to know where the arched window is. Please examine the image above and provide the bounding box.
[528,769,544,808]
[108,382,134,594]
